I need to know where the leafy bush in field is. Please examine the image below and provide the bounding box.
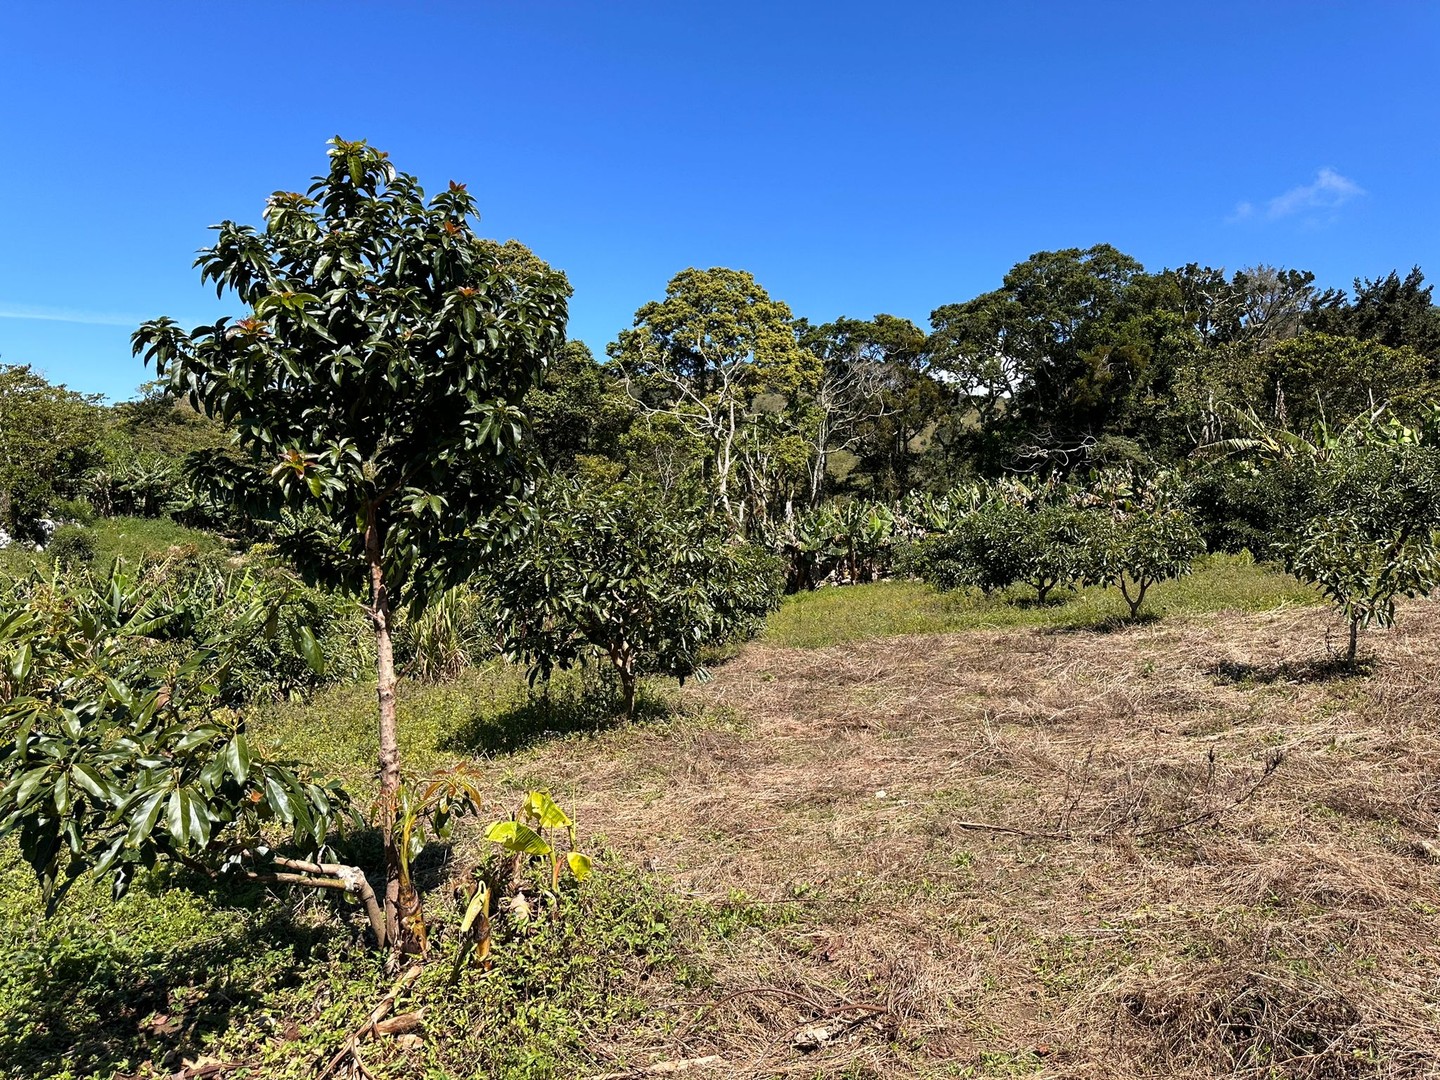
[1184,461,1312,556]
[0,563,353,912]
[1215,410,1440,659]
[910,492,1100,601]
[484,479,784,715]
[1089,503,1207,617]
[46,525,96,568]
[49,497,95,525]
[0,365,105,539]
[131,137,570,952]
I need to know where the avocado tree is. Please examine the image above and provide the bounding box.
[131,138,569,950]
[911,491,1096,601]
[483,479,782,717]
[1091,502,1205,618]
[1212,409,1440,660]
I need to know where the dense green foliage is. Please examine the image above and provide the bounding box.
[130,137,574,953]
[902,474,1205,617]
[483,479,783,714]
[0,563,348,910]
[1214,410,1440,658]
[0,365,103,538]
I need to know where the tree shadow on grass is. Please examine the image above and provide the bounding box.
[436,677,673,757]
[1044,610,1163,635]
[1211,655,1375,685]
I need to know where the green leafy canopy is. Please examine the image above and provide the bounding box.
[131,137,571,603]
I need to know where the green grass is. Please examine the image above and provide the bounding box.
[253,663,676,796]
[763,553,1323,648]
[89,516,226,566]
[0,515,226,577]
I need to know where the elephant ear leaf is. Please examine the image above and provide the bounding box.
[522,790,571,830]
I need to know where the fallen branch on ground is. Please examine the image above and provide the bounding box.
[316,962,425,1080]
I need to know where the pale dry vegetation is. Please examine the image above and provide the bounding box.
[480,601,1440,1078]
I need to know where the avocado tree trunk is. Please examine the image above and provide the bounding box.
[365,505,422,954]
[1347,613,1360,663]
[1119,576,1147,619]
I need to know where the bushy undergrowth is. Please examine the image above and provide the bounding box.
[0,845,715,1080]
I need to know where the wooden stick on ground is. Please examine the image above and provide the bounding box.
[316,962,425,1080]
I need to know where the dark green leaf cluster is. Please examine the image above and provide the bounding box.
[481,479,783,713]
[130,137,571,603]
[0,563,353,910]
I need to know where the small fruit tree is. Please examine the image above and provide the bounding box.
[1089,494,1206,618]
[132,138,569,950]
[483,478,783,716]
[910,486,1098,602]
[1214,410,1440,660]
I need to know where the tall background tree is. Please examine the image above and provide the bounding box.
[0,364,103,537]
[131,137,570,951]
[610,267,815,527]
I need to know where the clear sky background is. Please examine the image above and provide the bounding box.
[1,2,1436,401]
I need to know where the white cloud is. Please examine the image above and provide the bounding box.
[0,302,143,327]
[1266,167,1365,219]
[1230,167,1365,227]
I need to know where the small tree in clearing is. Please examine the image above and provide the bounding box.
[484,479,782,717]
[132,138,569,951]
[1213,409,1440,661]
[1090,495,1205,618]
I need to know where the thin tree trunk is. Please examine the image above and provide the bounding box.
[365,504,419,953]
[620,668,636,719]
[1348,614,1360,663]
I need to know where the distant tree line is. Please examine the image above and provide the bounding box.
[522,251,1440,530]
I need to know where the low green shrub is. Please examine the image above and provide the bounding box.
[46,525,96,568]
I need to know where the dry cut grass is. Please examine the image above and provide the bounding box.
[492,601,1440,1078]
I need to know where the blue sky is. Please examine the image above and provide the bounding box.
[1,2,1436,401]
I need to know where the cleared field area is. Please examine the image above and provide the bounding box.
[510,600,1440,1077]
[5,579,1439,1078]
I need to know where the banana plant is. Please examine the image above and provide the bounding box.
[450,791,592,983]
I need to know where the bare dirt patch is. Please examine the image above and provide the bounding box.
[505,604,1440,1077]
